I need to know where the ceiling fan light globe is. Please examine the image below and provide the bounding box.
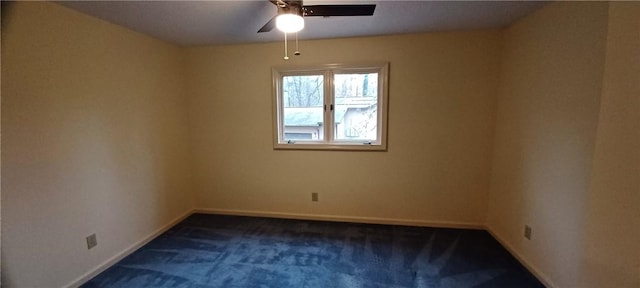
[276,14,304,33]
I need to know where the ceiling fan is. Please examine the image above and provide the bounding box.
[257,0,376,33]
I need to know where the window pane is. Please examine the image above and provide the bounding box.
[282,75,324,141]
[334,73,378,141]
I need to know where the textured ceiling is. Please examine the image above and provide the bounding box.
[58,1,548,46]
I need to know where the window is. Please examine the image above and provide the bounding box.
[272,63,389,150]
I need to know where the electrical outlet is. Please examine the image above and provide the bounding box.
[86,234,97,249]
[312,192,318,202]
[524,225,532,240]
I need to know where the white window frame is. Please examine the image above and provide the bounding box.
[272,62,389,151]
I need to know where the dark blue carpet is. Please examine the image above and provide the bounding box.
[84,214,544,287]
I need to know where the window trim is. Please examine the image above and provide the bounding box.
[272,62,389,151]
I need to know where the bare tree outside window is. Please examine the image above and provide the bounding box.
[282,75,324,141]
[283,75,323,107]
[334,73,378,141]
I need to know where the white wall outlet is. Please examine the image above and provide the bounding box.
[524,225,532,240]
[312,192,318,202]
[86,233,97,249]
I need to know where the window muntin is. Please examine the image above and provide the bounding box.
[273,63,388,150]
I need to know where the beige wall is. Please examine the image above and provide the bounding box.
[582,2,640,287]
[186,31,501,226]
[487,1,640,287]
[1,2,193,287]
[2,1,638,287]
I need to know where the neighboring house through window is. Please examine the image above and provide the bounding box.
[272,63,389,150]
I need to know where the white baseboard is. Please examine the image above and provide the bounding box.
[484,225,556,288]
[193,208,485,230]
[64,210,194,288]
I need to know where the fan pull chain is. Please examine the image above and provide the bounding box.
[283,32,289,60]
[294,32,301,56]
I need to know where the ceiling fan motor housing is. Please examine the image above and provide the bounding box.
[277,1,303,16]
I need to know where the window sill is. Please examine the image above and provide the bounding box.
[274,142,387,151]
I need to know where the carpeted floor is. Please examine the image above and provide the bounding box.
[84,214,544,287]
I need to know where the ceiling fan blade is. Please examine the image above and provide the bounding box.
[303,5,376,17]
[258,16,277,33]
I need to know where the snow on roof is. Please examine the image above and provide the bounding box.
[284,107,325,127]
